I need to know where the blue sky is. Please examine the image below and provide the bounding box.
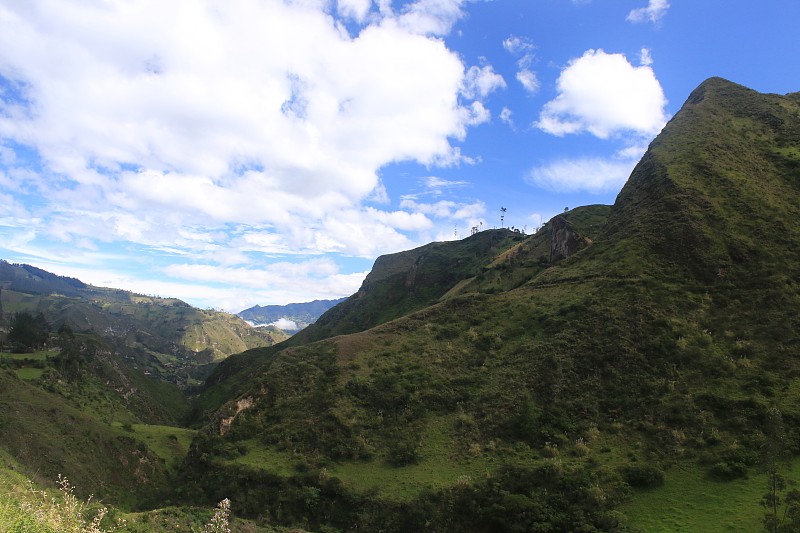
[1,0,799,312]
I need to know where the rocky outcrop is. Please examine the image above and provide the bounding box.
[219,396,255,436]
[550,216,588,262]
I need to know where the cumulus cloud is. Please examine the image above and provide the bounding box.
[627,0,670,24]
[499,107,513,126]
[0,0,493,304]
[269,318,300,331]
[395,0,467,36]
[399,198,485,220]
[463,100,491,126]
[536,49,668,139]
[461,64,506,100]
[502,36,534,56]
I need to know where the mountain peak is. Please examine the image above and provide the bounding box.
[597,77,800,285]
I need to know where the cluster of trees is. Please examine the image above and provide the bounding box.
[4,311,50,352]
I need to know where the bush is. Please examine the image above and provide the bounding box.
[386,436,419,467]
[708,460,748,481]
[618,463,665,489]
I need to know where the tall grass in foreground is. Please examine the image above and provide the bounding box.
[0,474,231,533]
[0,474,115,532]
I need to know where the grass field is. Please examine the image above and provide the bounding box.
[3,350,54,381]
[112,422,197,473]
[15,367,44,380]
[225,440,298,477]
[2,350,56,361]
[330,415,537,501]
[622,460,800,532]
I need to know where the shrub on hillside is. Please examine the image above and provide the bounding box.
[618,463,665,489]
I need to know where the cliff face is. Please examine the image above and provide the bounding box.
[549,215,588,262]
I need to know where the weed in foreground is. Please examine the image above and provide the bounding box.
[20,474,119,532]
[203,498,231,533]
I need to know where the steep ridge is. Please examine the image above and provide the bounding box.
[294,229,528,343]
[179,78,800,530]
[555,77,800,285]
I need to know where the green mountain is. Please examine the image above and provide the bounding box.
[178,78,800,531]
[238,298,347,331]
[0,260,280,388]
[294,228,531,343]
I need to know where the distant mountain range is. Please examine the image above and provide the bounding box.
[237,297,348,331]
[0,260,281,388]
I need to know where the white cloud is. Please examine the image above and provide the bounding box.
[401,199,457,218]
[423,176,468,189]
[503,35,539,94]
[399,198,485,220]
[516,69,540,94]
[526,158,637,194]
[395,0,466,36]
[464,100,491,126]
[627,0,670,24]
[615,143,649,161]
[499,107,513,126]
[269,318,300,331]
[0,144,15,165]
[0,0,480,263]
[502,36,534,56]
[461,64,506,100]
[639,47,653,66]
[162,260,369,309]
[536,49,668,139]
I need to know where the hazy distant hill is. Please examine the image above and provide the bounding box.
[237,297,347,331]
[0,260,280,387]
[184,78,800,530]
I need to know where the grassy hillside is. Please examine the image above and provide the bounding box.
[179,78,800,531]
[0,262,280,388]
[294,228,529,343]
[0,263,284,516]
[0,370,172,508]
